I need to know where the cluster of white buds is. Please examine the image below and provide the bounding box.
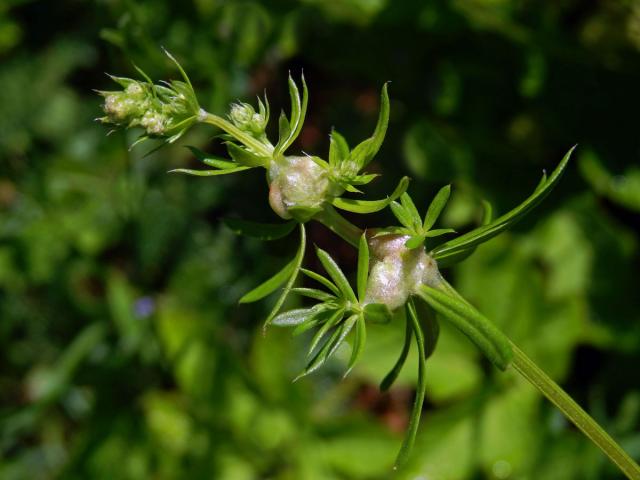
[98,52,200,143]
[101,81,155,127]
[364,233,442,311]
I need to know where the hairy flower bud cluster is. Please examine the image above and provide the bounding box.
[364,234,442,311]
[99,75,199,140]
[268,155,331,220]
[229,102,268,138]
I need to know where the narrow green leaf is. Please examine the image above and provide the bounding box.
[372,226,410,238]
[424,228,456,238]
[308,308,344,356]
[257,94,270,124]
[344,184,363,194]
[423,184,451,231]
[274,74,309,156]
[400,193,422,229]
[329,130,350,167]
[344,314,366,378]
[390,201,415,230]
[277,111,291,147]
[224,218,296,241]
[271,303,335,327]
[533,170,548,194]
[291,287,336,302]
[394,299,427,468]
[295,321,344,381]
[186,146,237,169]
[301,268,339,296]
[350,173,379,185]
[169,166,251,176]
[272,308,317,326]
[327,314,358,358]
[332,176,410,214]
[263,224,306,330]
[404,235,425,249]
[481,199,493,225]
[380,311,412,391]
[239,259,296,304]
[416,284,513,370]
[292,317,322,336]
[363,303,393,324]
[162,48,193,90]
[431,147,575,264]
[357,233,369,302]
[315,247,357,302]
[349,83,390,169]
[226,142,268,167]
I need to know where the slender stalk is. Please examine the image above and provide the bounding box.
[315,205,363,247]
[437,280,640,479]
[199,111,273,158]
[511,343,640,480]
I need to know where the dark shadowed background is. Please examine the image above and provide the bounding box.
[1,1,639,479]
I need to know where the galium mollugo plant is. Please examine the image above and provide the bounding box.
[98,50,640,478]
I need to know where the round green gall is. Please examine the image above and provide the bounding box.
[268,155,330,220]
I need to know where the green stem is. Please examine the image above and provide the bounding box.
[511,343,640,480]
[440,280,640,479]
[314,205,363,247]
[199,111,273,158]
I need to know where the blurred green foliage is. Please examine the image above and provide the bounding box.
[1,1,640,479]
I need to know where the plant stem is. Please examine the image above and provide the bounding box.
[438,279,640,479]
[314,205,363,247]
[510,343,640,480]
[199,111,273,158]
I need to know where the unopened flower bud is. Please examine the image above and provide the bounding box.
[229,102,267,136]
[99,66,199,142]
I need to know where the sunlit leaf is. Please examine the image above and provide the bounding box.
[332,176,410,213]
[431,147,574,265]
[344,315,366,378]
[349,83,390,169]
[226,142,268,167]
[404,235,425,249]
[186,146,237,169]
[390,201,415,230]
[239,259,296,304]
[424,184,451,231]
[329,130,350,167]
[315,247,357,302]
[169,166,251,176]
[263,224,306,329]
[291,287,336,302]
[400,193,422,229]
[301,268,339,296]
